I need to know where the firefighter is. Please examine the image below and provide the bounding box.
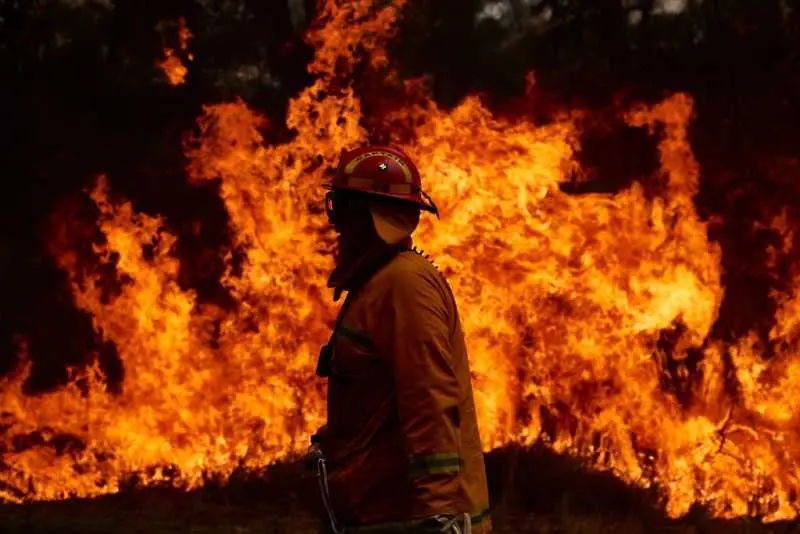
[311,146,492,533]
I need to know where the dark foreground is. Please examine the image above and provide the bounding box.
[1,446,797,534]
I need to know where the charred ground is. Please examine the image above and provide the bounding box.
[2,447,799,533]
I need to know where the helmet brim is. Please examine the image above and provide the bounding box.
[322,184,438,214]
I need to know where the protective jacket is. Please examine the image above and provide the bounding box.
[316,245,491,533]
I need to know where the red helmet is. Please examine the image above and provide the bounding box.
[326,145,439,215]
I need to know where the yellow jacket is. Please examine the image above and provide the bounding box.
[316,247,491,532]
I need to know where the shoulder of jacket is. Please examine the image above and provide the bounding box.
[365,248,449,297]
[388,248,442,277]
[358,249,457,324]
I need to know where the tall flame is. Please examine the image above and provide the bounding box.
[2,0,800,523]
[158,17,192,86]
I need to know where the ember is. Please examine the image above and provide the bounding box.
[158,17,192,86]
[2,0,800,525]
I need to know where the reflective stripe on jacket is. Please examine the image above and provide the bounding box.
[318,249,491,532]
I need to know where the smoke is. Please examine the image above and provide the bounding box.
[654,0,689,15]
[477,1,513,25]
[288,0,309,32]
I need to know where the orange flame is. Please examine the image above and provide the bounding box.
[159,17,192,86]
[2,0,800,523]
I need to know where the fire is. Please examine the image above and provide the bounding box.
[158,17,192,86]
[2,0,800,523]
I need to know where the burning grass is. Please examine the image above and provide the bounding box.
[2,448,798,533]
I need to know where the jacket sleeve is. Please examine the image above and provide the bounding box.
[373,268,465,517]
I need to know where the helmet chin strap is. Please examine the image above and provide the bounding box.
[420,189,440,218]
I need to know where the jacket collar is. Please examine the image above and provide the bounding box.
[327,237,412,302]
